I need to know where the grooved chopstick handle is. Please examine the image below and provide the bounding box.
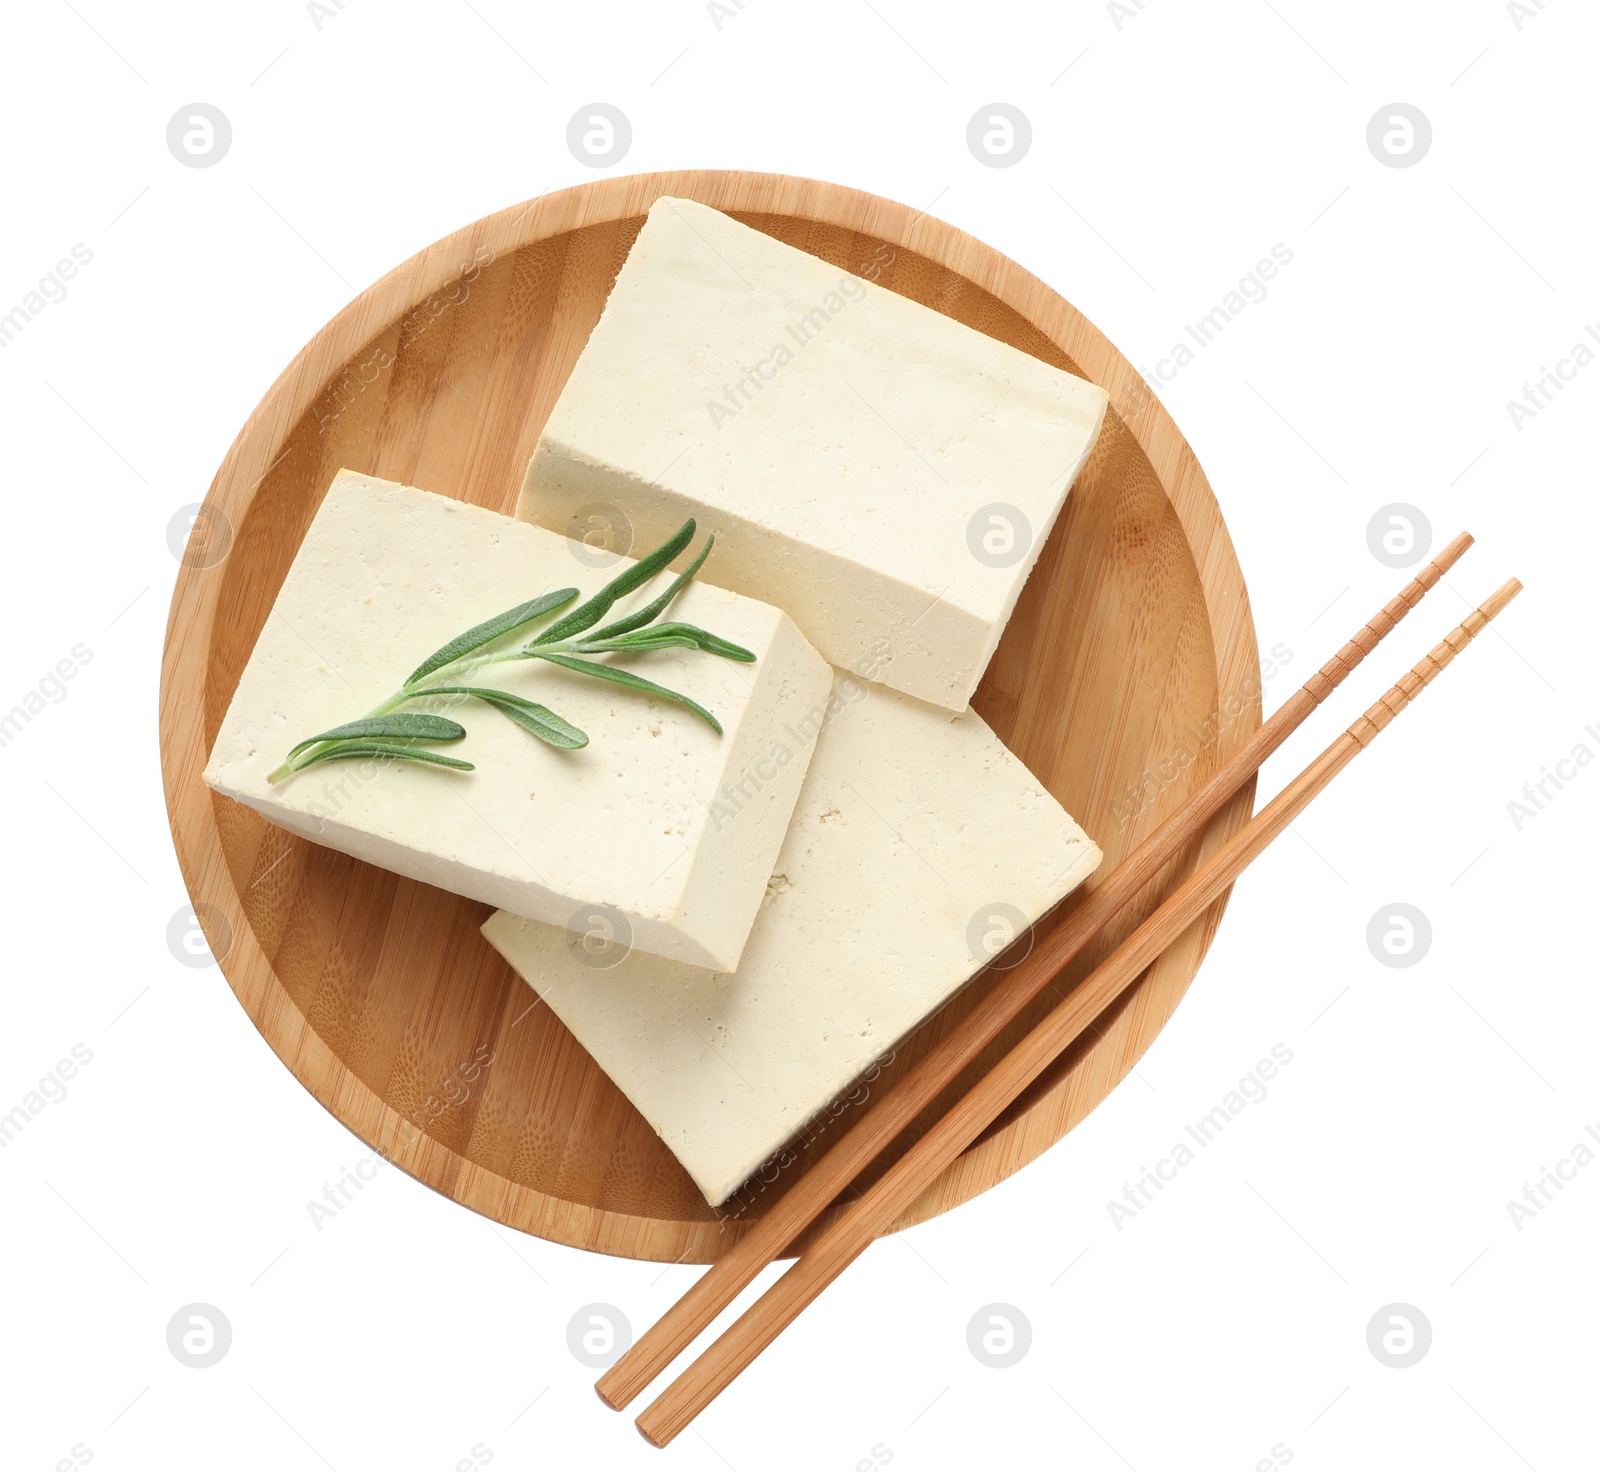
[595,534,1474,1415]
[633,579,1521,1447]
[1303,530,1471,701]
[1347,577,1519,747]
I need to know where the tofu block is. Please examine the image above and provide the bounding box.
[482,674,1102,1207]
[204,469,832,972]
[518,196,1109,712]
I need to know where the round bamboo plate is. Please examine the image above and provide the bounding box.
[159,170,1259,1263]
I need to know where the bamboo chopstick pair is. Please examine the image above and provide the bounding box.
[594,531,1518,1446]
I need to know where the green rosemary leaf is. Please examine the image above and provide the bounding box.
[530,518,697,647]
[668,624,757,662]
[584,535,713,643]
[576,621,756,662]
[425,686,589,750]
[285,713,466,760]
[572,629,699,655]
[291,739,476,773]
[405,587,578,687]
[533,651,723,734]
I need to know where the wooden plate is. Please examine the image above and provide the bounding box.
[160,171,1258,1263]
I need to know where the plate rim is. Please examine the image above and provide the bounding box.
[159,169,1259,1261]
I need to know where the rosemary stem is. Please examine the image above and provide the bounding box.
[269,644,560,781]
[268,519,732,782]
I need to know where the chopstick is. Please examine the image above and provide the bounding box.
[597,532,1474,1414]
[635,575,1522,1445]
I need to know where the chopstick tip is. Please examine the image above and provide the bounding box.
[1436,530,1474,570]
[636,1416,671,1449]
[1483,577,1523,620]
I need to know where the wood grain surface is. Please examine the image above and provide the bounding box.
[158,170,1260,1263]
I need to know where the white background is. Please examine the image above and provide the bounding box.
[2,2,1595,1469]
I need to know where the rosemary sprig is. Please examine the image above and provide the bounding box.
[268,519,752,783]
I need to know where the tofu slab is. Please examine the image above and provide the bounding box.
[204,470,832,972]
[482,674,1102,1207]
[518,196,1109,711]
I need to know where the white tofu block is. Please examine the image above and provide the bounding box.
[204,469,832,972]
[482,674,1102,1207]
[518,196,1109,712]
